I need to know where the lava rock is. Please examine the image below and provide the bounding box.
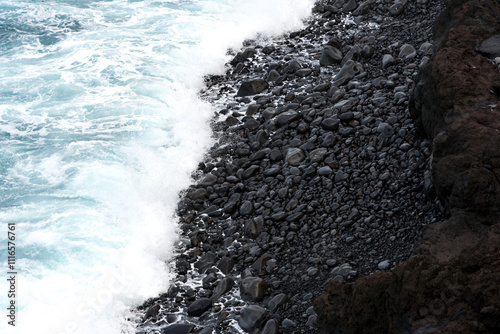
[237,79,269,96]
[240,277,267,302]
[187,298,212,317]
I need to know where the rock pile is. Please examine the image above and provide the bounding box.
[315,0,500,333]
[135,0,448,333]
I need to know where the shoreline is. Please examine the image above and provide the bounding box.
[136,0,445,333]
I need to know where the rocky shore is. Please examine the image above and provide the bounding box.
[134,0,499,333]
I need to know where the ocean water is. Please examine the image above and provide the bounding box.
[0,0,314,333]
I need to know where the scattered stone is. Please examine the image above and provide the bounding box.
[187,298,212,317]
[238,305,267,333]
[478,34,500,58]
[262,319,278,334]
[269,293,288,311]
[161,323,195,334]
[285,148,305,165]
[398,44,416,59]
[377,260,391,271]
[320,45,343,66]
[240,277,267,302]
[382,54,396,68]
[211,277,235,302]
[237,79,269,96]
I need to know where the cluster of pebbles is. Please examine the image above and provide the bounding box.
[136,0,446,333]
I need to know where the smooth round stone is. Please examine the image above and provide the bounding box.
[382,54,396,68]
[198,173,217,187]
[398,43,416,59]
[267,69,280,82]
[318,166,333,176]
[321,118,340,131]
[276,111,301,127]
[377,122,394,138]
[282,319,297,328]
[262,319,278,334]
[244,118,260,130]
[239,201,253,216]
[285,148,306,165]
[419,41,434,55]
[339,111,355,122]
[389,3,404,16]
[307,267,319,276]
[378,260,391,270]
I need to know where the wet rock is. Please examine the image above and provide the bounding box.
[198,174,217,187]
[320,45,343,66]
[194,252,216,274]
[211,277,235,302]
[187,298,212,317]
[217,256,234,275]
[237,79,269,96]
[283,59,302,74]
[144,304,160,319]
[161,323,195,334]
[342,0,358,13]
[187,188,207,200]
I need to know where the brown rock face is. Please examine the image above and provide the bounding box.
[315,0,500,333]
[411,0,500,212]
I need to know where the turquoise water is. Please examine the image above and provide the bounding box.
[0,0,314,333]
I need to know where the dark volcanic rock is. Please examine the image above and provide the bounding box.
[161,323,195,334]
[316,0,500,333]
[187,298,212,317]
[320,45,343,66]
[478,34,500,58]
[240,277,267,302]
[239,305,267,333]
[237,79,269,96]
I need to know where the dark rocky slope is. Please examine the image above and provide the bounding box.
[314,0,500,333]
[135,0,450,332]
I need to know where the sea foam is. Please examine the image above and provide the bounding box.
[0,0,315,333]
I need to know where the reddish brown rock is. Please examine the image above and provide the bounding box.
[411,0,500,212]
